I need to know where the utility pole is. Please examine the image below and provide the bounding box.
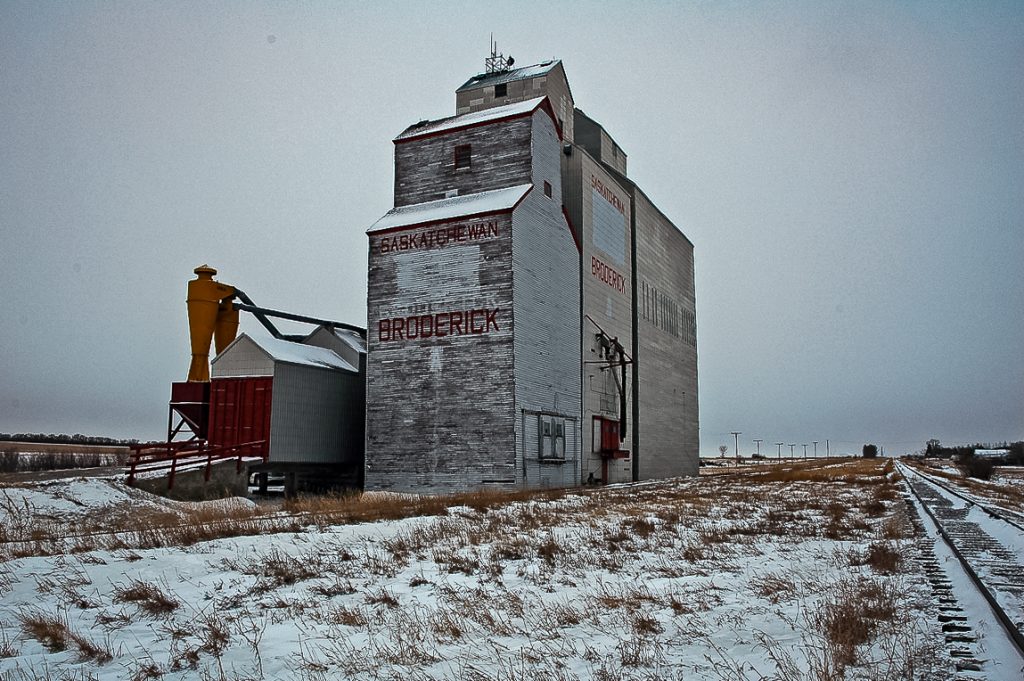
[802,444,808,459]
[753,439,763,459]
[813,441,818,458]
[826,439,830,457]
[775,442,784,459]
[789,444,796,458]
[731,432,741,462]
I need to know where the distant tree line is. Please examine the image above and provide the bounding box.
[0,432,139,446]
[924,439,1023,465]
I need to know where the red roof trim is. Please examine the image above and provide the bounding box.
[395,98,562,144]
[538,98,564,141]
[368,208,512,237]
[367,187,534,237]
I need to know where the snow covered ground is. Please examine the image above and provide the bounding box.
[900,462,1024,675]
[0,460,961,680]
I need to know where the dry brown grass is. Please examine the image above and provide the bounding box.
[309,576,357,598]
[751,573,797,604]
[0,626,17,659]
[129,660,164,681]
[0,444,129,473]
[813,577,899,672]
[858,497,886,517]
[536,534,561,566]
[622,516,657,539]
[1,457,937,679]
[430,608,464,640]
[113,579,179,616]
[15,607,112,662]
[851,541,904,574]
[282,487,568,525]
[908,460,1024,506]
[736,458,891,484]
[880,513,911,540]
[366,587,399,608]
[0,484,574,562]
[18,610,69,652]
[324,603,368,627]
[69,629,114,663]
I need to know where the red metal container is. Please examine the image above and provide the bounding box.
[168,381,211,440]
[208,377,273,450]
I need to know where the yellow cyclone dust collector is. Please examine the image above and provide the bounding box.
[186,265,239,382]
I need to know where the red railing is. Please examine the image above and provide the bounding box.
[127,440,268,490]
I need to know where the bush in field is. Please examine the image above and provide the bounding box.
[862,444,878,459]
[958,455,994,481]
[0,448,17,473]
[0,449,116,473]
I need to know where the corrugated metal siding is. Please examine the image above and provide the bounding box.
[573,151,634,484]
[208,377,273,448]
[365,212,517,493]
[210,336,276,377]
[511,111,582,488]
[633,191,699,479]
[300,328,367,464]
[394,117,533,207]
[269,363,356,464]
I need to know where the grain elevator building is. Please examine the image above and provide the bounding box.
[365,58,697,492]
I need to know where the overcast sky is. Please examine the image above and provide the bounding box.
[1,1,1021,456]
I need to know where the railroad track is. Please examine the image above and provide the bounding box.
[898,462,1024,673]
[906,464,1024,531]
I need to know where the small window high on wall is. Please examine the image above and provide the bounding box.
[494,83,507,98]
[454,144,471,170]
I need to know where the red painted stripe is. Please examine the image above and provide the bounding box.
[368,207,513,237]
[394,98,562,144]
[368,187,535,237]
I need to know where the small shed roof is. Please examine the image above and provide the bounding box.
[330,327,367,355]
[223,333,357,373]
[395,97,546,142]
[368,184,532,234]
[456,61,561,92]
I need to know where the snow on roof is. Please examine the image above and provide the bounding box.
[332,327,367,354]
[368,184,532,234]
[244,334,357,372]
[395,97,545,141]
[456,61,560,92]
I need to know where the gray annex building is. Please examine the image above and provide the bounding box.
[364,57,698,493]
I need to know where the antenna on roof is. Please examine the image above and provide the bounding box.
[485,33,512,74]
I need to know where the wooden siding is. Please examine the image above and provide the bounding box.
[394,117,533,207]
[633,190,699,479]
[511,111,582,489]
[574,110,627,176]
[570,149,634,484]
[455,62,575,142]
[365,212,517,493]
